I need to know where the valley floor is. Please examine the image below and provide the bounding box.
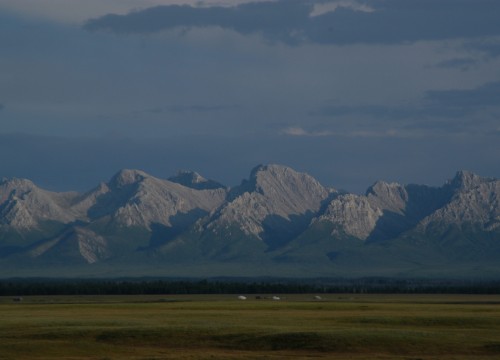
[1,294,500,359]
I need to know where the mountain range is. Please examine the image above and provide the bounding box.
[1,165,499,278]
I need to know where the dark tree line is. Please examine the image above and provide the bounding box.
[1,278,500,296]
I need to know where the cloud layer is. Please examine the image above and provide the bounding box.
[85,0,500,45]
[1,1,499,192]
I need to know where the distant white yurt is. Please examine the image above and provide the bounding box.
[272,296,280,300]
[237,295,247,300]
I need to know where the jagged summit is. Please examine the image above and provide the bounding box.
[109,169,149,188]
[420,170,500,231]
[448,170,487,190]
[366,180,405,196]
[317,194,382,240]
[168,170,225,190]
[365,181,408,214]
[0,177,78,229]
[242,164,332,198]
[243,164,331,211]
[1,177,37,192]
[204,164,332,246]
[85,169,228,229]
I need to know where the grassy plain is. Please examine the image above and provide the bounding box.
[1,294,500,359]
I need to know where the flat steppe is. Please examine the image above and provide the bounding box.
[1,294,500,359]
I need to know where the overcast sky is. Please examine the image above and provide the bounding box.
[1,0,499,192]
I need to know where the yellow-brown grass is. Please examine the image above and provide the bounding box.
[1,294,500,359]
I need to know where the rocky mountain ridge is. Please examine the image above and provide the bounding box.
[0,165,498,278]
[204,165,334,242]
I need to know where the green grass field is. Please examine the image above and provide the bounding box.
[1,294,500,359]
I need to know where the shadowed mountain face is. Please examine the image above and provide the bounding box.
[0,165,499,278]
[203,165,334,247]
[168,170,226,190]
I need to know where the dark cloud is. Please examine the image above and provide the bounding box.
[164,104,241,113]
[309,105,476,136]
[84,1,311,45]
[314,81,500,122]
[311,105,418,119]
[141,104,240,115]
[425,81,500,109]
[84,0,500,45]
[435,57,478,71]
[312,103,472,123]
[308,81,500,137]
[464,39,500,58]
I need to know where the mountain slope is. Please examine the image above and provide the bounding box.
[306,180,449,243]
[28,226,110,264]
[0,166,499,278]
[1,169,228,264]
[419,171,499,231]
[200,164,334,249]
[0,177,79,229]
[393,171,500,267]
[275,171,499,276]
[84,169,228,229]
